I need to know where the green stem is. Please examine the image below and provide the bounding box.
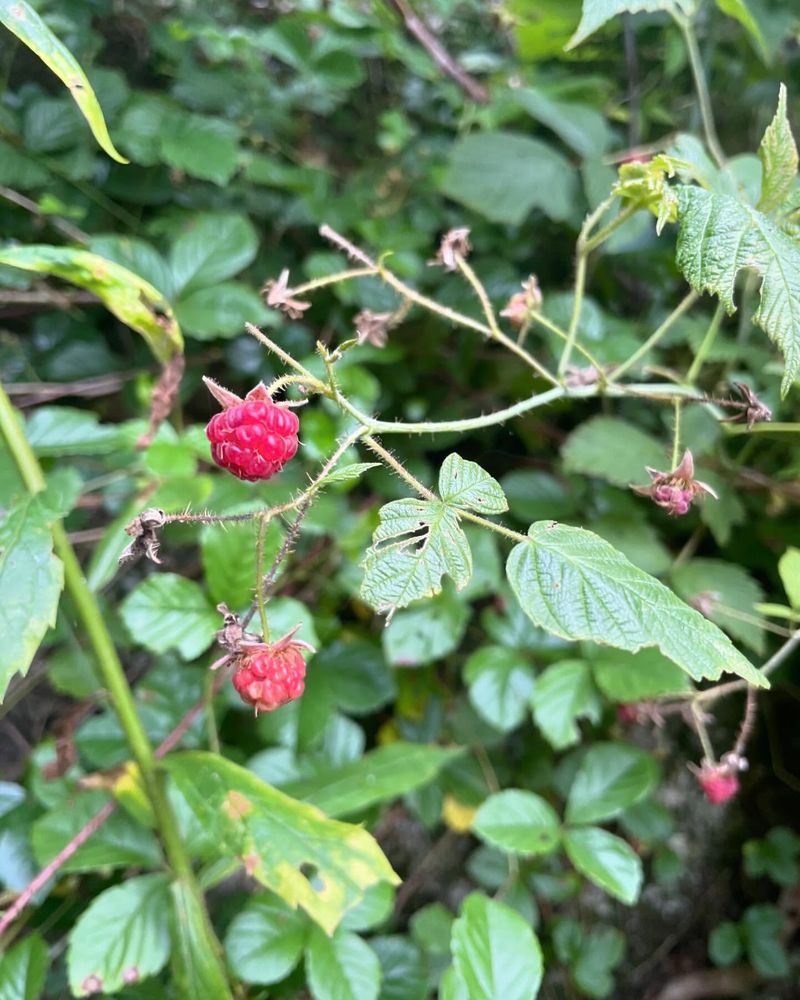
[686,302,725,384]
[0,385,231,992]
[671,398,682,467]
[677,16,726,169]
[255,514,271,641]
[288,267,376,296]
[528,310,607,376]
[558,251,588,378]
[608,291,699,383]
[581,202,639,254]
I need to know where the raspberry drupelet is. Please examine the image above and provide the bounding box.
[203,377,300,482]
[231,625,315,714]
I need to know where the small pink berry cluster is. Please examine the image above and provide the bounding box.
[632,449,717,517]
[231,626,315,714]
[694,755,746,805]
[204,378,299,482]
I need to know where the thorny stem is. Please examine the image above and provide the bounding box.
[608,291,699,383]
[289,267,376,297]
[686,302,725,384]
[692,702,716,764]
[692,630,800,706]
[0,385,230,986]
[676,15,727,169]
[733,686,758,759]
[528,309,607,376]
[671,398,682,468]
[454,254,559,386]
[255,514,272,641]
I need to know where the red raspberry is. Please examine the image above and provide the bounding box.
[231,625,314,714]
[203,378,299,482]
[696,762,739,804]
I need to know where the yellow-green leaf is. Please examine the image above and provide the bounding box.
[0,0,128,163]
[0,245,182,363]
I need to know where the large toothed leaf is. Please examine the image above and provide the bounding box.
[674,186,800,395]
[361,499,472,619]
[758,84,798,214]
[164,752,398,936]
[567,1,685,50]
[506,522,766,687]
[0,246,182,363]
[0,0,127,162]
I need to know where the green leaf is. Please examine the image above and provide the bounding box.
[169,212,258,296]
[32,789,162,872]
[165,751,398,935]
[202,518,283,611]
[383,588,470,666]
[472,790,561,856]
[507,522,766,687]
[566,743,659,825]
[709,922,743,966]
[530,660,600,750]
[89,235,174,299]
[675,185,800,395]
[25,407,144,456]
[451,894,543,1000]
[317,462,381,487]
[716,0,769,62]
[464,646,535,733]
[361,500,472,619]
[571,926,626,999]
[514,88,612,159]
[758,85,798,213]
[67,874,171,995]
[441,131,578,225]
[741,905,790,977]
[591,648,692,701]
[120,574,219,661]
[311,640,396,715]
[562,417,665,488]
[370,936,428,1000]
[672,558,765,654]
[0,1,127,162]
[563,827,643,904]
[169,879,234,999]
[0,490,64,702]
[280,743,462,818]
[176,282,271,340]
[567,1,682,49]
[224,894,307,985]
[778,547,800,608]
[0,246,182,363]
[306,926,382,1000]
[744,826,800,887]
[0,933,49,1000]
[160,114,241,185]
[438,454,508,515]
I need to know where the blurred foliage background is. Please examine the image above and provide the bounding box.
[1,1,800,998]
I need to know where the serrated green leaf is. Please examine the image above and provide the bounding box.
[441,131,577,225]
[370,935,428,1000]
[383,587,470,666]
[120,574,219,661]
[202,518,283,611]
[530,659,600,750]
[305,926,381,1000]
[0,491,63,702]
[67,874,171,995]
[0,246,181,363]
[438,454,508,515]
[562,417,665,488]
[672,558,765,654]
[591,648,692,701]
[566,743,659,825]
[176,281,271,340]
[507,522,766,687]
[464,646,535,733]
[280,743,462,817]
[0,933,48,1000]
[758,85,798,213]
[160,113,240,185]
[716,0,769,63]
[0,1,127,162]
[472,790,561,856]
[169,212,258,296]
[224,894,307,985]
[164,752,398,935]
[563,827,642,904]
[451,894,543,1000]
[567,1,683,50]
[675,185,800,395]
[361,499,472,618]
[318,462,381,486]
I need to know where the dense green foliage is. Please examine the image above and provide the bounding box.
[1,0,799,997]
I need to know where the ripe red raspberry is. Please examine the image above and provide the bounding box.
[695,762,739,804]
[203,378,299,482]
[232,625,315,714]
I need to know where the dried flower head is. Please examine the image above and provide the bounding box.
[354,309,392,348]
[119,507,167,565]
[632,449,718,516]
[727,382,772,431]
[500,275,543,328]
[564,364,604,388]
[433,228,471,271]
[262,269,312,320]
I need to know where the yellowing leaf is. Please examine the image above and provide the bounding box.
[0,0,127,162]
